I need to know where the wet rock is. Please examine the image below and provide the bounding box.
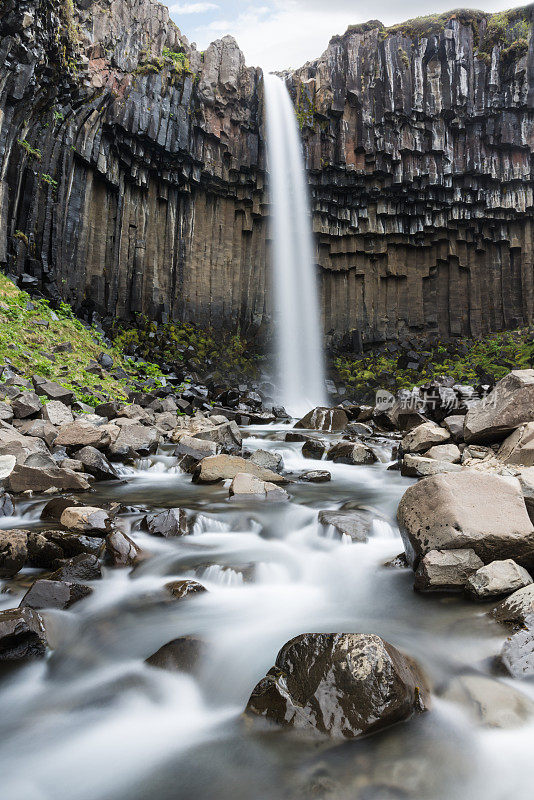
[12,391,42,419]
[301,439,327,460]
[294,407,348,432]
[32,377,73,405]
[20,579,92,610]
[105,531,146,567]
[414,549,484,592]
[285,432,307,443]
[55,421,113,451]
[26,532,64,568]
[318,509,374,541]
[401,454,462,478]
[497,423,534,467]
[146,636,204,673]
[346,422,373,437]
[49,554,102,582]
[465,560,533,601]
[165,580,207,600]
[60,506,110,534]
[443,415,466,443]
[302,470,331,483]
[42,400,74,427]
[500,622,534,679]
[108,423,159,458]
[7,463,90,493]
[491,584,534,627]
[40,496,84,522]
[246,633,429,739]
[193,454,287,484]
[464,370,534,443]
[0,454,16,482]
[174,435,218,462]
[401,423,450,454]
[397,473,534,567]
[384,553,409,569]
[424,444,461,463]
[249,449,283,473]
[229,473,289,501]
[0,608,47,663]
[145,508,188,538]
[443,675,534,728]
[74,446,120,481]
[0,529,28,577]
[0,490,15,517]
[327,441,377,465]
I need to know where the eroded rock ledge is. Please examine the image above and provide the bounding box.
[0,2,533,346]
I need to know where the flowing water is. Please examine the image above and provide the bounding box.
[1,425,534,800]
[264,73,326,416]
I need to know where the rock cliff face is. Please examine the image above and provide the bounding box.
[0,1,533,347]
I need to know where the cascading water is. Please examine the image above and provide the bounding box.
[263,73,326,416]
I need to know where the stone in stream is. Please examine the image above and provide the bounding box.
[249,449,283,473]
[193,454,287,485]
[465,560,533,601]
[165,580,207,600]
[27,530,102,568]
[60,506,110,534]
[105,530,147,567]
[397,472,534,568]
[42,400,74,427]
[294,407,348,432]
[40,496,84,522]
[192,421,242,454]
[464,370,534,444]
[302,470,331,483]
[74,446,120,481]
[0,608,47,663]
[108,423,159,458]
[49,554,102,582]
[318,510,374,541]
[497,423,534,467]
[414,549,484,592]
[401,422,450,454]
[0,529,29,578]
[229,473,289,501]
[401,454,462,478]
[146,636,204,673]
[7,464,90,493]
[500,620,534,679]
[0,490,15,517]
[285,432,307,443]
[345,422,373,438]
[491,584,534,627]
[145,508,189,538]
[326,441,377,465]
[442,674,534,728]
[301,439,327,460]
[20,579,92,610]
[246,633,429,739]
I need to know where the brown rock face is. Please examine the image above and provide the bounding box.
[246,633,429,739]
[1,4,532,343]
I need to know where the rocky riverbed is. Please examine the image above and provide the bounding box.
[1,368,534,798]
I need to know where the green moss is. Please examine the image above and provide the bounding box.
[295,89,317,131]
[13,231,29,246]
[135,48,192,79]
[477,7,531,63]
[17,139,42,161]
[398,47,411,69]
[40,174,58,189]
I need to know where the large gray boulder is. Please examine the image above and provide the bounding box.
[401,422,450,454]
[443,674,534,728]
[193,454,286,484]
[397,472,534,567]
[401,454,462,478]
[497,423,534,467]
[192,420,242,453]
[465,560,533,601]
[491,584,534,626]
[246,633,429,740]
[464,370,534,443]
[500,622,534,679]
[60,506,110,534]
[55,421,113,451]
[42,401,74,427]
[327,441,377,465]
[229,473,289,501]
[318,509,374,542]
[108,423,159,458]
[414,549,483,592]
[7,465,90,493]
[424,444,461,463]
[145,508,188,537]
[20,579,92,610]
[294,407,348,432]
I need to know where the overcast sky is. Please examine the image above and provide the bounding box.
[168,1,517,71]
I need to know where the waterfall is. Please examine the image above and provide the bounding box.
[264,73,326,417]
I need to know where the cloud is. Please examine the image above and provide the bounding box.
[170,2,219,13]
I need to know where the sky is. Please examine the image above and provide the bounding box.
[167,0,519,71]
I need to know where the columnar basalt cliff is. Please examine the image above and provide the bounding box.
[0,1,533,347]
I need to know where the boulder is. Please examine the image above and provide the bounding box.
[401,422,450,454]
[465,560,533,601]
[345,422,373,437]
[301,439,327,460]
[464,370,534,443]
[249,449,283,473]
[246,633,429,740]
[491,584,534,626]
[294,407,348,432]
[40,496,84,522]
[108,423,159,458]
[165,580,207,600]
[105,531,146,567]
[414,549,484,592]
[0,454,16,482]
[0,402,13,423]
[302,470,331,483]
[229,473,289,501]
[11,391,42,419]
[42,400,74,427]
[55,421,112,451]
[20,579,92,610]
[443,415,466,443]
[0,608,47,663]
[32,377,73,405]
[193,454,286,484]
[497,423,534,467]
[74,446,120,481]
[13,419,58,447]
[443,675,534,728]
[327,441,377,465]
[0,529,28,578]
[174,435,218,461]
[145,508,188,538]
[397,473,534,567]
[192,421,242,453]
[424,444,461,463]
[49,554,102,582]
[401,455,463,478]
[500,623,534,679]
[146,636,204,673]
[7,464,90,493]
[60,506,110,534]
[0,490,15,517]
[318,510,374,542]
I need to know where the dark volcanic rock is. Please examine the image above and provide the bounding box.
[246,633,429,739]
[0,529,28,578]
[318,510,374,541]
[74,446,120,481]
[105,531,146,567]
[7,465,90,493]
[145,508,188,538]
[0,608,47,663]
[295,408,348,432]
[301,439,327,460]
[49,554,102,582]
[20,579,92,610]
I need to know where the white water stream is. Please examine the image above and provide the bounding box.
[264,74,326,416]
